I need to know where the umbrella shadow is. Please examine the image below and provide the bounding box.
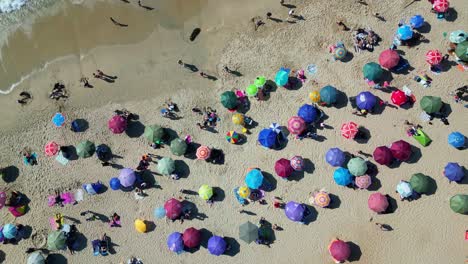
[380,70,393,86]
[163,127,179,143]
[175,160,191,178]
[303,205,318,225]
[365,161,379,178]
[286,77,302,90]
[439,59,458,72]
[206,148,225,165]
[367,175,382,191]
[47,254,68,264]
[354,127,371,144]
[184,142,201,160]
[383,195,398,214]
[237,134,248,145]
[61,145,78,161]
[0,250,4,263]
[303,158,315,174]
[416,22,431,34]
[140,170,159,188]
[441,102,452,118]
[347,241,362,262]
[424,176,438,196]
[212,187,225,202]
[1,165,19,183]
[71,119,89,132]
[334,90,349,109]
[261,171,277,192]
[265,80,278,94]
[340,51,354,63]
[125,121,145,138]
[199,228,213,249]
[445,8,458,22]
[223,236,240,257]
[328,194,341,209]
[73,232,88,252]
[145,220,156,233]
[407,146,422,164]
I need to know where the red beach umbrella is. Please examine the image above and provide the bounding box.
[390,140,412,161]
[164,198,183,220]
[44,141,60,156]
[183,227,201,248]
[275,158,293,178]
[379,49,400,69]
[373,146,393,165]
[368,192,389,213]
[390,90,408,106]
[196,146,211,160]
[287,116,306,135]
[355,175,372,189]
[433,0,449,13]
[341,122,358,139]
[108,115,127,134]
[328,239,351,262]
[425,50,443,65]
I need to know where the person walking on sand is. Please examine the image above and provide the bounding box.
[199,72,209,78]
[80,77,92,88]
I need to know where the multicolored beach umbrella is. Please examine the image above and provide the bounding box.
[226,131,240,144]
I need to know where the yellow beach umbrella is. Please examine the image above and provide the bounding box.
[198,184,214,200]
[238,186,250,198]
[135,219,147,233]
[311,192,331,208]
[309,90,320,103]
[232,113,245,126]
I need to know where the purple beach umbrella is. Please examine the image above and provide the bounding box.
[326,148,346,167]
[118,168,136,188]
[356,91,377,111]
[167,232,184,253]
[444,162,465,182]
[285,201,305,222]
[208,236,227,256]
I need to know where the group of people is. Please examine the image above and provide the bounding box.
[49,82,68,100]
[353,28,380,53]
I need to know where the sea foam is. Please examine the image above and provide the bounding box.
[0,0,28,13]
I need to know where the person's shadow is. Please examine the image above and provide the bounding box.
[223,237,240,257]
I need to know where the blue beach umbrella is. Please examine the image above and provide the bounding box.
[444,162,465,182]
[297,104,318,123]
[2,224,17,239]
[333,168,353,186]
[52,113,65,127]
[326,148,346,167]
[208,236,227,256]
[397,25,413,41]
[356,91,377,110]
[409,15,424,29]
[275,68,290,86]
[167,232,184,253]
[258,129,276,148]
[396,181,413,198]
[109,177,121,190]
[154,206,166,219]
[245,169,264,189]
[448,132,465,148]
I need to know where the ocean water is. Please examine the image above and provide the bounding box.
[0,0,28,13]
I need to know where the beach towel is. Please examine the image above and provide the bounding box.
[55,151,69,165]
[233,188,246,205]
[8,205,27,217]
[23,153,37,166]
[61,192,75,204]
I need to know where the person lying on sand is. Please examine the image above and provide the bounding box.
[110,17,128,27]
[17,91,32,105]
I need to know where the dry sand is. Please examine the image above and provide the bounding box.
[0,0,467,263]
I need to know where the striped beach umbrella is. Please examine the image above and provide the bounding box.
[196,146,211,160]
[425,50,443,65]
[312,191,331,208]
[287,116,306,135]
[44,141,59,156]
[355,175,372,189]
[341,122,358,139]
[226,131,240,144]
[334,47,347,60]
[290,156,304,171]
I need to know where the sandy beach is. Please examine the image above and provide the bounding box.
[0,0,467,263]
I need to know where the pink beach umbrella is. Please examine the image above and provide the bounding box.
[0,192,6,209]
[108,115,127,134]
[275,158,294,178]
[425,50,443,65]
[433,0,449,13]
[44,141,60,157]
[368,192,389,213]
[290,156,304,171]
[355,175,372,189]
[287,116,306,135]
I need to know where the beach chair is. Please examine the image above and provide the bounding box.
[413,129,431,147]
[55,151,69,165]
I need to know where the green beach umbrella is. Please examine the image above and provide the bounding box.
[347,157,368,176]
[27,251,46,264]
[362,62,383,81]
[170,138,187,156]
[455,40,468,62]
[47,231,67,251]
[239,221,258,244]
[409,173,431,194]
[254,76,267,88]
[220,91,239,109]
[450,194,468,214]
[76,140,95,158]
[246,84,259,97]
[144,125,165,143]
[157,157,175,175]
[420,96,442,114]
[319,85,338,105]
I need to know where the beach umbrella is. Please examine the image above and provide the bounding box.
[0,192,6,209]
[409,15,424,29]
[329,239,351,262]
[313,191,331,208]
[183,227,201,248]
[144,125,165,143]
[254,76,267,88]
[287,116,306,135]
[154,206,166,219]
[196,145,211,160]
[410,173,431,194]
[108,115,127,134]
[449,30,467,44]
[275,158,293,178]
[170,138,187,156]
[425,50,443,65]
[334,47,347,60]
[309,90,321,103]
[297,104,318,123]
[167,232,184,253]
[433,0,449,13]
[390,140,412,161]
[164,198,182,220]
[157,157,175,175]
[76,140,95,158]
[320,85,338,105]
[347,157,368,176]
[118,168,136,188]
[379,49,400,69]
[269,123,281,134]
[391,90,408,106]
[368,193,389,213]
[362,62,383,81]
[355,175,372,189]
[83,182,104,195]
[450,194,468,214]
[290,156,304,171]
[245,169,264,189]
[396,181,413,198]
[420,96,442,114]
[285,201,304,222]
[455,41,468,62]
[246,84,258,97]
[373,146,393,165]
[208,236,227,256]
[109,177,121,190]
[397,25,413,41]
[239,221,258,244]
[232,113,244,125]
[44,141,59,157]
[27,251,46,264]
[2,224,17,239]
[226,130,240,144]
[275,69,289,86]
[356,91,377,110]
[238,186,251,198]
[47,231,66,250]
[220,91,238,109]
[448,132,465,148]
[134,219,147,233]
[198,184,213,200]
[326,148,346,167]
[333,168,353,186]
[96,144,112,161]
[444,162,465,182]
[52,113,65,127]
[258,129,276,148]
[341,121,358,139]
